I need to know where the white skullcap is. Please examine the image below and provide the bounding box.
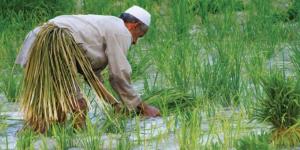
[125,5,151,26]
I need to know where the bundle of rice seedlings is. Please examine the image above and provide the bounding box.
[142,88,195,113]
[253,72,300,146]
[20,23,118,132]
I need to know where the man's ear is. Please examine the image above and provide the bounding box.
[133,22,140,28]
[126,22,139,30]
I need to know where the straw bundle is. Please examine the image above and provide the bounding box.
[20,23,118,132]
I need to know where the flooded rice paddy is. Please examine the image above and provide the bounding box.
[0,97,269,149]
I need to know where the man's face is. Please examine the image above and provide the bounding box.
[127,23,148,45]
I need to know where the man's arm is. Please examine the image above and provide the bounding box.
[104,33,160,116]
[105,33,140,110]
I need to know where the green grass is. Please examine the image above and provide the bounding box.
[1,0,300,149]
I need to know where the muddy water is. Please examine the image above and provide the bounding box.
[0,99,22,149]
[0,96,268,150]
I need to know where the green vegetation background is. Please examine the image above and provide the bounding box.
[1,0,300,149]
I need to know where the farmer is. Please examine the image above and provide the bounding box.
[15,5,160,133]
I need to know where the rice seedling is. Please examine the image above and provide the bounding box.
[0,67,21,102]
[290,0,300,21]
[191,0,245,23]
[0,105,7,132]
[74,119,105,149]
[1,0,76,16]
[196,11,244,106]
[176,110,202,150]
[127,45,153,82]
[253,71,300,146]
[49,124,74,149]
[100,110,129,134]
[234,132,272,150]
[291,38,300,76]
[16,128,36,149]
[271,0,300,23]
[2,0,300,149]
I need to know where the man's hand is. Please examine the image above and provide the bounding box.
[137,102,161,117]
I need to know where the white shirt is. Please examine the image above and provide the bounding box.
[16,15,141,110]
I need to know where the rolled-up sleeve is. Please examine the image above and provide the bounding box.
[105,34,141,110]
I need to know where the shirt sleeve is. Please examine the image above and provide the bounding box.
[105,33,141,111]
[15,26,41,68]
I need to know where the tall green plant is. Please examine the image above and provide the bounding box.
[198,11,243,106]
[0,68,21,102]
[235,132,272,150]
[1,0,75,15]
[253,72,300,146]
[191,0,244,22]
[291,40,300,76]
